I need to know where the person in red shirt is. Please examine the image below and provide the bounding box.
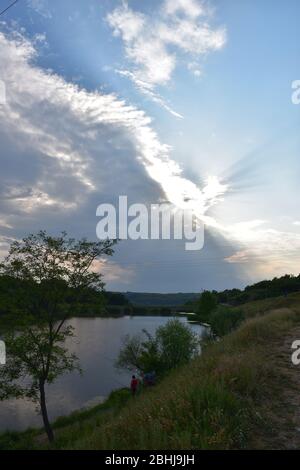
[130,375,139,396]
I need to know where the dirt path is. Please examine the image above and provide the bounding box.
[250,323,300,449]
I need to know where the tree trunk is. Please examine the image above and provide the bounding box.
[39,379,54,443]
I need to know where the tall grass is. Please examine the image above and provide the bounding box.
[57,306,299,450]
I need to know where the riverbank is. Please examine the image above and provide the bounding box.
[1,293,300,449]
[0,388,132,450]
[1,315,205,432]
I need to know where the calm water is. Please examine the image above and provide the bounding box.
[0,315,205,432]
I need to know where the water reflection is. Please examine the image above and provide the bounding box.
[0,316,205,432]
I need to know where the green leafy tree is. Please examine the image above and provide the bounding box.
[0,231,116,442]
[116,319,200,377]
[196,291,217,323]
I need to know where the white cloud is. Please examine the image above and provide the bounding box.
[0,218,12,229]
[223,220,300,278]
[163,0,206,19]
[91,259,135,284]
[188,62,202,77]
[1,29,298,289]
[0,30,227,244]
[107,0,226,116]
[2,29,296,288]
[117,70,184,118]
[108,6,175,85]
[0,235,15,261]
[27,0,52,19]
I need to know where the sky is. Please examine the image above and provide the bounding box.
[0,0,299,292]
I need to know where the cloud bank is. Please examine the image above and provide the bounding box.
[0,25,298,290]
[0,29,229,287]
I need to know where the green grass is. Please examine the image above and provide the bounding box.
[50,306,300,449]
[0,388,131,450]
[1,294,300,450]
[236,291,300,318]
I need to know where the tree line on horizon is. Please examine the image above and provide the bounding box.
[1,273,300,319]
[185,274,300,311]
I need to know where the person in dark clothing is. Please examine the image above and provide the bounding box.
[130,375,139,395]
[143,372,150,386]
[143,371,156,387]
[149,371,156,386]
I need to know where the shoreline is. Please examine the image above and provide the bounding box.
[1,297,300,449]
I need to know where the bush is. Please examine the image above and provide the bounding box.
[210,306,245,337]
[116,318,200,377]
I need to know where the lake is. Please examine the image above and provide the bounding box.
[0,315,205,432]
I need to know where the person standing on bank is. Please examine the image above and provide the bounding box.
[130,375,139,396]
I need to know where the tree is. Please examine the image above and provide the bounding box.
[196,291,217,323]
[0,231,116,442]
[116,319,200,377]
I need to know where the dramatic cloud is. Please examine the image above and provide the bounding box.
[107,0,226,116]
[0,30,229,287]
[0,30,227,213]
[1,27,296,291]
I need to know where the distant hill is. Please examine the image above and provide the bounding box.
[123,274,300,310]
[123,292,199,307]
[104,291,129,306]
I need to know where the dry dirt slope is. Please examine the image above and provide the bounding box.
[248,309,300,449]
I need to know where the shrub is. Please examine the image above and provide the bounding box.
[210,306,245,337]
[116,318,200,377]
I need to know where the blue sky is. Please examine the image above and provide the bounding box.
[0,0,299,292]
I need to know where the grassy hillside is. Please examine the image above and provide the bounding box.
[3,292,300,450]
